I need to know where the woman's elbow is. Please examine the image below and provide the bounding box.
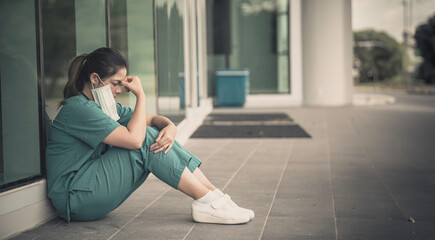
[125,141,142,150]
[132,135,146,149]
[131,139,143,149]
[132,143,142,150]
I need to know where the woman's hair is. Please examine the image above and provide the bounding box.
[60,47,127,106]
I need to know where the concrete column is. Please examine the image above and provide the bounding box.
[289,0,303,105]
[183,0,199,108]
[196,0,208,99]
[188,0,198,107]
[301,0,353,106]
[183,0,192,107]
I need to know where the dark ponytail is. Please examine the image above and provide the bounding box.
[60,47,127,106]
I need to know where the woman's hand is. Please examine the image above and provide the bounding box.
[150,124,177,154]
[120,76,145,97]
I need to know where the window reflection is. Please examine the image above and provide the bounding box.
[0,0,41,189]
[43,0,106,120]
[110,0,157,114]
[155,0,186,124]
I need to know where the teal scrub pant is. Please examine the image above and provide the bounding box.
[68,127,202,221]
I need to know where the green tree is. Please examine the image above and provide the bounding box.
[354,29,403,83]
[414,14,435,84]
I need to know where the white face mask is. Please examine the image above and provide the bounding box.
[91,75,120,121]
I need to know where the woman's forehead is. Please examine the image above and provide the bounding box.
[113,68,127,79]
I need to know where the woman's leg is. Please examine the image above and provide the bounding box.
[178,168,209,199]
[143,127,251,224]
[68,147,150,221]
[192,168,216,191]
[170,140,216,191]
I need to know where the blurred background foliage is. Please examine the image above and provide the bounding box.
[353,14,435,89]
[414,14,435,84]
[354,29,403,83]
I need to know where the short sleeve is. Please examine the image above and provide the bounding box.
[65,101,120,148]
[116,103,134,126]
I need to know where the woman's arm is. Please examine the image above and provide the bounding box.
[103,76,146,149]
[146,114,173,129]
[147,114,178,154]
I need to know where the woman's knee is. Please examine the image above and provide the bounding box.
[142,126,160,148]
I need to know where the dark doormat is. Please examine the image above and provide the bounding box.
[191,113,311,138]
[204,113,293,122]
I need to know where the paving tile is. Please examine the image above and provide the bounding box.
[331,172,382,186]
[334,198,405,220]
[109,192,195,240]
[13,216,122,240]
[281,172,331,186]
[377,171,435,187]
[387,184,435,202]
[336,218,419,240]
[329,147,363,156]
[328,152,367,159]
[111,214,194,240]
[261,216,336,240]
[371,158,419,170]
[329,158,371,168]
[412,220,435,240]
[269,197,334,218]
[396,200,435,221]
[186,217,265,240]
[286,162,330,172]
[277,183,333,200]
[332,183,392,200]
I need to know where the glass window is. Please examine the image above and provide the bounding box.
[207,0,290,94]
[110,0,157,114]
[43,0,107,120]
[0,0,41,190]
[155,0,186,124]
[75,0,107,53]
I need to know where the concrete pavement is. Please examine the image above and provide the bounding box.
[10,91,435,240]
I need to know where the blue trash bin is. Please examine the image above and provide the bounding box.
[215,69,249,107]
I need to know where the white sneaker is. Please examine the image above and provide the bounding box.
[192,195,250,224]
[223,194,255,220]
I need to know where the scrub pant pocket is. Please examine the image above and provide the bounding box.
[69,126,202,222]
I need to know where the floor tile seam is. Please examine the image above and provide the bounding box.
[258,110,308,240]
[346,110,410,223]
[106,187,171,240]
[182,139,264,240]
[323,110,339,240]
[257,139,296,240]
[220,140,264,191]
[335,216,415,220]
[335,215,417,221]
[197,139,235,162]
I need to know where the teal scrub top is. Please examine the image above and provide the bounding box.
[46,94,134,220]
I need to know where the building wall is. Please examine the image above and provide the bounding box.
[302,0,353,106]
